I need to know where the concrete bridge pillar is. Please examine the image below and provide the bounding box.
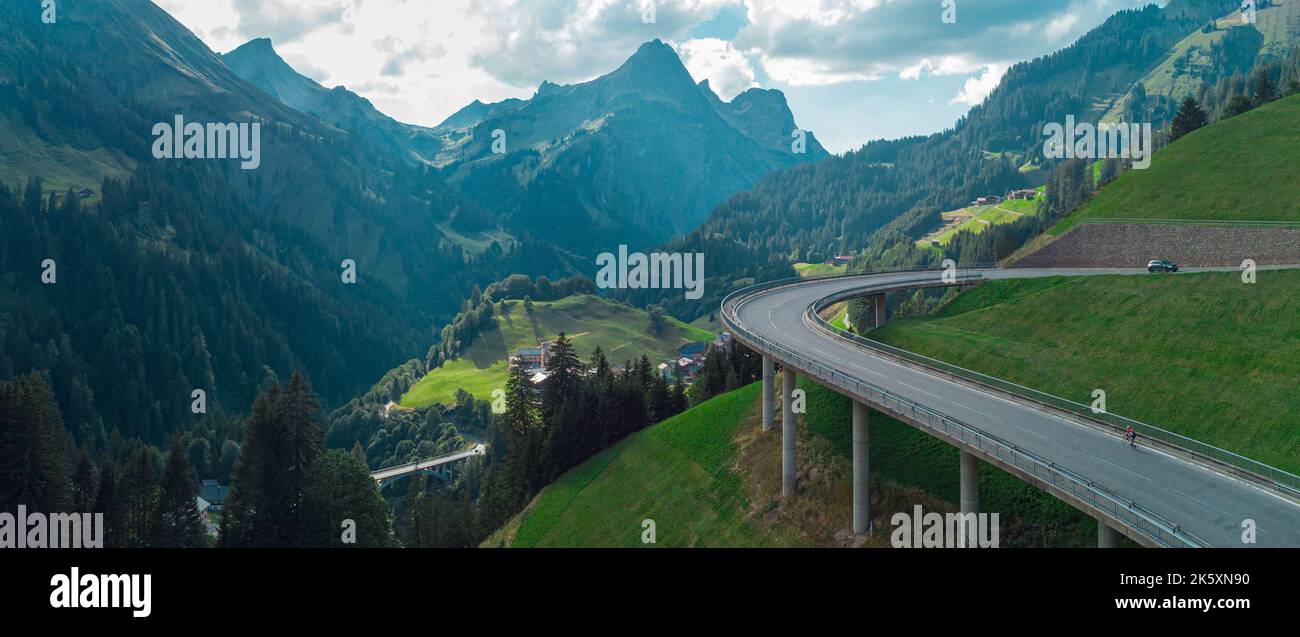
[873,293,888,328]
[1098,521,1120,548]
[852,400,871,534]
[960,450,979,515]
[782,367,797,497]
[762,355,775,432]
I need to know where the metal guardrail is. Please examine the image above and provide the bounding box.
[805,277,1300,501]
[1081,218,1300,229]
[721,267,1206,547]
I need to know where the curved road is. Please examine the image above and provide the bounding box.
[730,267,1300,547]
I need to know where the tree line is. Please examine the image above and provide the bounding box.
[5,310,765,548]
[1,369,396,547]
[2,373,206,547]
[398,334,763,547]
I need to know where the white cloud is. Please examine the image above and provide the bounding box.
[753,0,883,27]
[465,0,735,88]
[760,53,884,85]
[736,0,1153,88]
[154,0,1158,142]
[374,36,448,77]
[674,38,758,99]
[1044,13,1081,41]
[281,53,333,84]
[229,0,355,45]
[950,63,1008,106]
[158,0,532,128]
[900,56,982,80]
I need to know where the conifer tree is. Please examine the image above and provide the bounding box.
[1250,67,1277,105]
[1222,94,1254,118]
[93,459,125,547]
[302,450,396,547]
[151,434,206,547]
[224,375,389,547]
[590,346,612,389]
[280,373,324,537]
[503,366,538,436]
[0,374,71,512]
[72,450,98,512]
[1170,96,1207,141]
[650,373,673,422]
[120,447,159,548]
[542,332,582,419]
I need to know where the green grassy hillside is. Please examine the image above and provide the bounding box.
[794,262,847,277]
[1055,93,1300,233]
[0,109,135,193]
[488,379,1097,548]
[872,271,1300,472]
[917,188,1045,249]
[400,295,714,408]
[496,383,768,548]
[490,382,960,548]
[1104,1,1300,122]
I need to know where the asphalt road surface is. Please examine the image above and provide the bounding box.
[731,267,1300,547]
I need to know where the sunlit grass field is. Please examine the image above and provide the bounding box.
[401,295,714,408]
[873,271,1300,472]
[1055,94,1300,234]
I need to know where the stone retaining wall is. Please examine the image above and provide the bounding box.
[1014,223,1300,268]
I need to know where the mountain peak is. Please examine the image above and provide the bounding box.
[604,39,700,99]
[633,38,674,56]
[623,39,684,72]
[228,37,279,60]
[223,37,297,78]
[730,87,788,107]
[221,37,338,122]
[536,80,563,98]
[435,97,526,131]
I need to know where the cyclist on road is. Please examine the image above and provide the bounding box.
[1125,426,1137,448]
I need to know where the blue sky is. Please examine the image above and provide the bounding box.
[159,0,1164,154]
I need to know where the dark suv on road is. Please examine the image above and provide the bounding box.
[1147,259,1179,273]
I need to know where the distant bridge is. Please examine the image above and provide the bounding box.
[371,438,486,489]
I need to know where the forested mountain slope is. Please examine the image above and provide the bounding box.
[625,0,1260,321]
[0,0,578,448]
[435,40,830,252]
[220,38,448,175]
